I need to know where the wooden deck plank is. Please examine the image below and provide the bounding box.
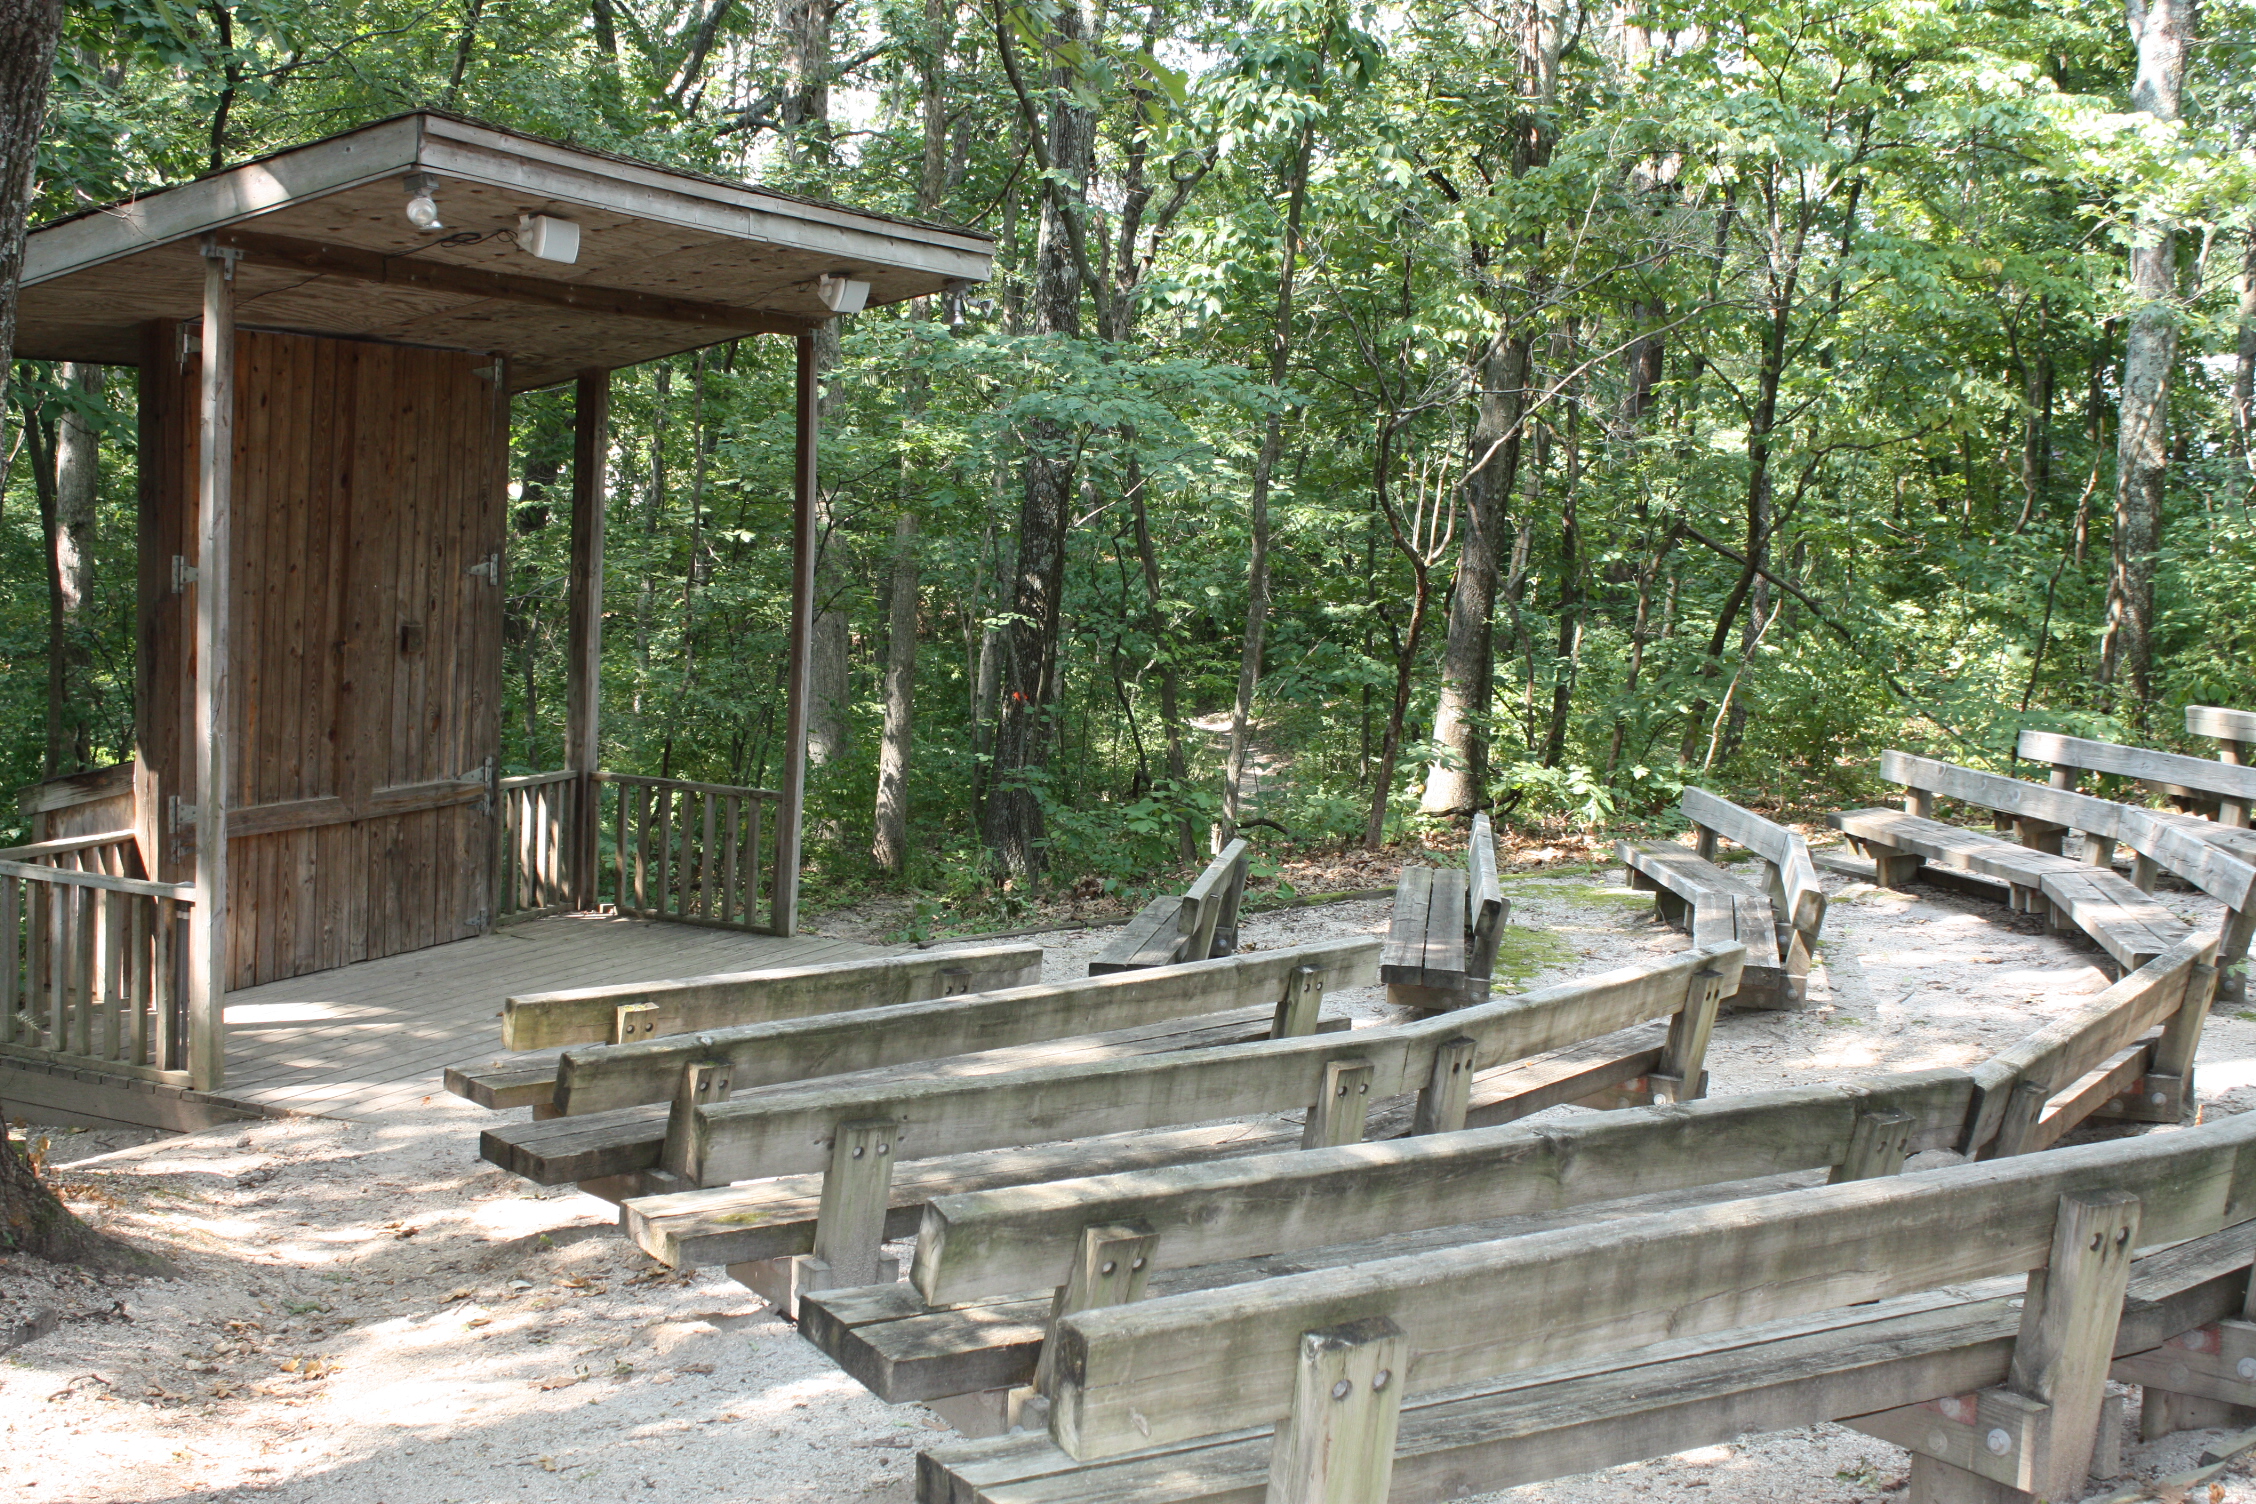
[209,913,892,1119]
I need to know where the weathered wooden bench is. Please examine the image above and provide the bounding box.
[445,941,1045,1113]
[794,928,2223,1431]
[2021,727,2256,834]
[805,1070,1967,1430]
[612,945,1743,1321]
[2190,703,2256,768]
[1088,840,1249,976]
[925,1110,2256,1504]
[1379,813,1506,1011]
[1617,786,1826,1010]
[1832,751,2256,995]
[482,940,1381,1194]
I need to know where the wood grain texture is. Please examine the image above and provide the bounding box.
[910,1071,1977,1305]
[1045,1112,2256,1459]
[498,942,1043,1050]
[684,946,1747,1186]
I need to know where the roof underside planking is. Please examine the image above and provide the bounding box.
[14,111,995,392]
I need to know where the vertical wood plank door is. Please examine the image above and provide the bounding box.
[140,326,505,988]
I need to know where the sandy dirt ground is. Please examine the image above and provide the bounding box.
[7,854,2256,1504]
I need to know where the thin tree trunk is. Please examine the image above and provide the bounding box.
[1222,122,1315,841]
[983,0,1094,883]
[44,363,98,775]
[2107,0,2192,724]
[1541,393,1583,767]
[872,512,919,873]
[1363,420,1433,851]
[2234,230,2256,480]
[1125,458,1195,860]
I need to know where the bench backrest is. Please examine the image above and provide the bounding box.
[2190,704,2256,752]
[2019,729,2256,806]
[552,939,1381,1115]
[681,944,1748,1186]
[1680,786,1825,935]
[1183,839,1250,961]
[912,1069,1974,1305]
[1880,751,2256,912]
[1044,1109,2256,1460]
[1467,813,1504,980]
[1963,933,2216,1155]
[497,943,1045,1051]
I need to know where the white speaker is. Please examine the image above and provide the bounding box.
[517,214,581,265]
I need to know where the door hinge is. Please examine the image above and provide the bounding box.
[169,795,200,830]
[467,551,501,584]
[171,555,198,593]
[467,909,489,933]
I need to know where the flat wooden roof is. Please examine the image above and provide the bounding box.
[15,112,994,391]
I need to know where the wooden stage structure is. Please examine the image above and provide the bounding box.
[0,112,990,1128]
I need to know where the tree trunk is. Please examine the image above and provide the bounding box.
[1222,124,1315,841]
[1541,394,1583,767]
[44,363,99,776]
[0,0,63,414]
[983,0,1093,883]
[2234,230,2256,478]
[2107,0,2192,723]
[1424,334,1526,814]
[872,513,919,873]
[1126,460,1195,861]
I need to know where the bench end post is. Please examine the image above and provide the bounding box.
[1264,1316,1406,1504]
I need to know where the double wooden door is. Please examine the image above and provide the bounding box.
[141,325,507,988]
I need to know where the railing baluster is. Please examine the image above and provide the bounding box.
[153,897,178,1072]
[699,792,715,919]
[129,895,151,1067]
[97,891,122,1062]
[722,797,740,925]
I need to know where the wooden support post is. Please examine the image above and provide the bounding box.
[734,1116,901,1316]
[1271,965,1324,1039]
[2132,852,2161,895]
[656,1060,732,1188]
[2049,764,2077,791]
[564,369,610,911]
[1264,1316,1406,1504]
[2221,907,2254,1005]
[809,1118,897,1288]
[188,239,238,1093]
[1908,788,1936,819]
[1411,1036,1476,1135]
[1649,966,1722,1105]
[2083,834,2117,869]
[773,333,819,938]
[1693,825,1718,862]
[1871,847,1923,889]
[1829,1108,1916,1183]
[1030,1222,1158,1397]
[2138,960,2218,1121]
[2010,1191,2141,1501]
[1982,1078,2051,1161]
[1302,1058,1374,1149]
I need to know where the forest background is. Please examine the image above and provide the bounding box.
[5,0,2253,925]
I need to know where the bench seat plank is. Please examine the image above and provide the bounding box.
[1088,897,1186,975]
[1828,808,2080,889]
[1616,840,1788,1003]
[2038,868,2192,970]
[1420,869,1470,987]
[1380,867,1436,985]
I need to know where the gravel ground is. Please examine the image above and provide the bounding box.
[6,859,2256,1503]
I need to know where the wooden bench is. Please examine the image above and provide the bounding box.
[801,1070,1968,1429]
[925,1110,2256,1504]
[1089,840,1249,975]
[794,933,2222,1429]
[481,940,1382,1192]
[2190,703,2256,768]
[1380,813,1506,1011]
[2021,727,2256,833]
[611,945,1743,1321]
[487,942,1045,1055]
[1617,787,1826,1010]
[1832,751,2256,996]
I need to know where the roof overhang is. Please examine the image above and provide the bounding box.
[15,112,994,392]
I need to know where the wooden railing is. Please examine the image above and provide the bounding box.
[496,771,579,924]
[0,830,195,1082]
[491,771,783,933]
[600,773,780,933]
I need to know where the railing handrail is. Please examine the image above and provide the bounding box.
[595,771,781,801]
[499,770,580,791]
[0,829,141,862]
[0,859,190,901]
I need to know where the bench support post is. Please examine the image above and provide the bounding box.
[1272,965,1324,1040]
[650,1059,732,1192]
[1264,1316,1405,1504]
[1828,1108,1915,1183]
[2221,906,2254,1004]
[1025,1220,1159,1413]
[1303,1058,1374,1149]
[1411,1036,1476,1135]
[2111,1221,2256,1440]
[1649,967,1722,1105]
[2105,960,2216,1125]
[1853,1191,2139,1503]
[730,1117,899,1317]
